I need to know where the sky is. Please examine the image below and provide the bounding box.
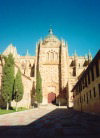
[0,0,100,56]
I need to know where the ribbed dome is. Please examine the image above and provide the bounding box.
[43,28,59,42]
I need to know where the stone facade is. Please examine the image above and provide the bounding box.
[72,50,100,114]
[0,29,90,108]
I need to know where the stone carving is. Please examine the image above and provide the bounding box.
[0,29,90,107]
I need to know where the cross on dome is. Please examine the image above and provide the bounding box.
[42,27,59,43]
[49,27,53,35]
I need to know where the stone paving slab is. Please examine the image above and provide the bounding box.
[0,106,100,138]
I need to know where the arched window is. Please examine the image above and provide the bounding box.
[29,63,31,68]
[55,52,58,60]
[30,65,35,77]
[73,67,76,76]
[46,52,50,61]
[50,52,54,61]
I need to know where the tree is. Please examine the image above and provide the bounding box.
[36,71,42,104]
[2,54,14,110]
[14,68,24,111]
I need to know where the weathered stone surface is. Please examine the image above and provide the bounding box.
[0,29,89,107]
[0,107,100,138]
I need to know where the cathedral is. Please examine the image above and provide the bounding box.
[0,29,92,108]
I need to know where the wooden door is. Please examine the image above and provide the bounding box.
[48,92,56,103]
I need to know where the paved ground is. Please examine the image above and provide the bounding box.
[0,105,100,138]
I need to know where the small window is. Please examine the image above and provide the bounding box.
[93,87,96,97]
[85,76,87,87]
[87,93,88,104]
[73,67,76,76]
[95,61,99,77]
[91,67,94,81]
[87,71,90,84]
[51,52,54,61]
[83,78,86,89]
[29,64,31,68]
[30,65,35,77]
[98,84,100,97]
[55,52,58,60]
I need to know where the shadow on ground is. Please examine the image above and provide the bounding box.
[0,108,100,138]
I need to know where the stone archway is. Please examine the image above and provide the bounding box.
[48,92,56,103]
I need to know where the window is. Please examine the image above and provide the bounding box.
[98,84,100,97]
[49,52,54,61]
[30,65,35,77]
[73,67,76,76]
[93,87,96,97]
[91,67,94,81]
[87,93,88,104]
[89,90,92,99]
[87,71,90,84]
[95,61,99,77]
[29,64,31,68]
[85,76,87,87]
[80,83,82,91]
[55,52,58,60]
[51,52,54,61]
[79,83,81,92]
[82,79,85,89]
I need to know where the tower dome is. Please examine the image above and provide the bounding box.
[43,28,60,43]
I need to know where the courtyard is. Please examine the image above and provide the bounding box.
[0,105,100,138]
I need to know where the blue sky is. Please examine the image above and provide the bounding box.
[0,0,100,56]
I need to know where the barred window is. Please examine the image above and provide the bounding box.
[91,67,94,81]
[98,84,100,97]
[93,87,96,97]
[89,90,92,99]
[87,93,88,104]
[87,71,90,84]
[95,61,99,77]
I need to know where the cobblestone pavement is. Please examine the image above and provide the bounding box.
[0,105,100,138]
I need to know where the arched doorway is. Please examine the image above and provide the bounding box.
[48,92,56,103]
